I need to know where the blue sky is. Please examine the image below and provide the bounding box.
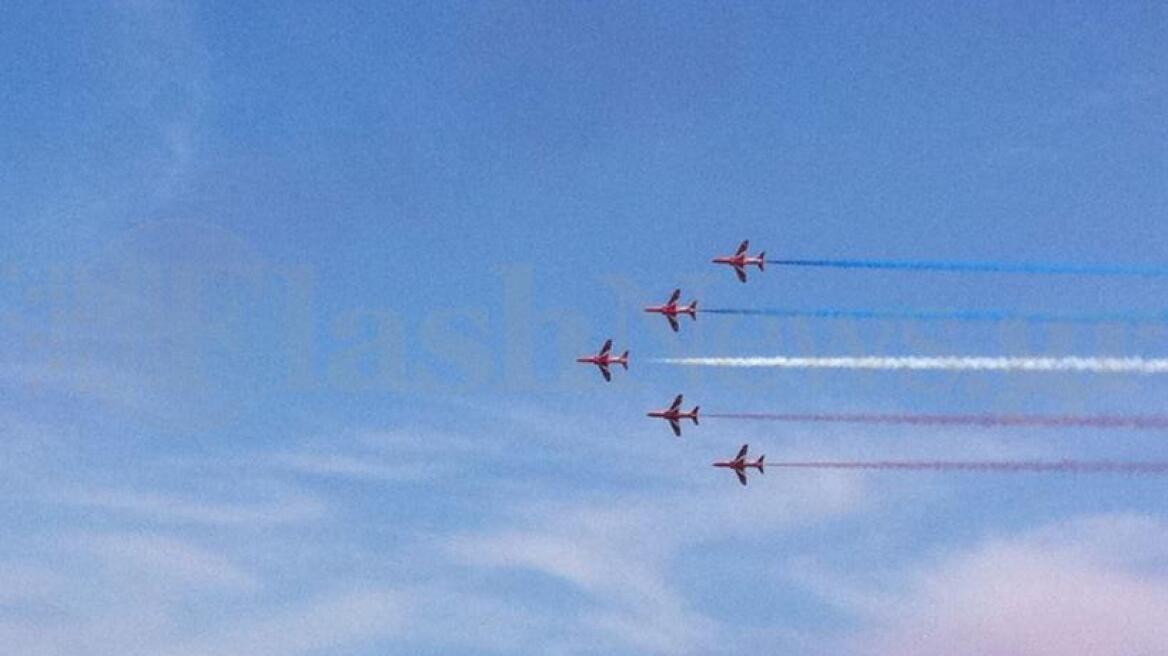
[2,2,1167,654]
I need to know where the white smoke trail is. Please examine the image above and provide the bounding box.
[653,356,1168,374]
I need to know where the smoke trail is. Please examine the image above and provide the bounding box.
[653,356,1168,374]
[706,413,1168,430]
[701,307,1168,326]
[767,258,1168,277]
[770,460,1168,474]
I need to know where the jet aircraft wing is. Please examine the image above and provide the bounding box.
[734,444,749,462]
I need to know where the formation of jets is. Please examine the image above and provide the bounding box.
[575,241,767,486]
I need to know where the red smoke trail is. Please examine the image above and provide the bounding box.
[764,258,1168,276]
[770,460,1168,474]
[705,413,1168,430]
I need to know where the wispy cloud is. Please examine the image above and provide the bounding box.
[845,514,1168,656]
[169,590,404,656]
[447,472,870,654]
[108,0,209,199]
[0,563,67,607]
[83,532,257,592]
[260,426,492,484]
[267,452,438,482]
[53,486,327,527]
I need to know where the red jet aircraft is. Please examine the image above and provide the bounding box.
[575,339,628,382]
[713,240,766,283]
[647,394,700,437]
[713,444,766,486]
[644,289,698,332]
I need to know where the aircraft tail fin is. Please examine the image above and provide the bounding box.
[692,407,700,425]
[620,351,629,369]
[689,301,698,318]
[758,253,766,270]
[757,455,766,474]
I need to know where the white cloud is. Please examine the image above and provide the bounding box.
[447,472,869,654]
[54,487,327,526]
[84,532,257,592]
[0,564,67,606]
[0,528,403,656]
[170,590,404,656]
[387,584,572,653]
[850,514,1168,656]
[268,452,440,482]
[0,531,258,656]
[262,426,484,484]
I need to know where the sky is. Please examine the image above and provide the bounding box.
[1,1,1167,654]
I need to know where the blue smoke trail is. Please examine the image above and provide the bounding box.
[701,307,1168,325]
[767,258,1168,277]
